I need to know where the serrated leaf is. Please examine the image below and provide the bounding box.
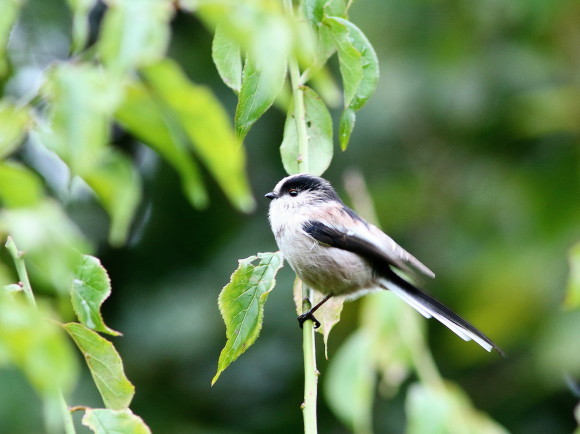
[141,60,255,213]
[0,0,22,77]
[564,242,580,310]
[64,323,134,410]
[0,292,78,396]
[98,0,173,74]
[212,25,242,93]
[83,149,141,246]
[39,63,121,176]
[82,408,151,434]
[325,329,375,434]
[339,107,356,150]
[71,255,120,336]
[212,252,284,385]
[280,86,333,176]
[0,161,42,208]
[0,101,29,158]
[234,19,289,140]
[115,80,207,209]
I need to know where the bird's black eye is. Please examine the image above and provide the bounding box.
[289,189,299,197]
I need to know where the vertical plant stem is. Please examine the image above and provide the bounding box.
[301,298,318,434]
[5,237,76,434]
[283,1,318,432]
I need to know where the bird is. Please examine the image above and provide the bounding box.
[265,173,503,354]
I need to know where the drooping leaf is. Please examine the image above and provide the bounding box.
[39,63,121,176]
[212,252,284,385]
[339,107,356,151]
[325,17,362,109]
[66,0,97,53]
[141,59,255,212]
[0,161,42,208]
[0,102,29,158]
[212,24,242,93]
[83,149,141,246]
[98,0,173,74]
[64,323,135,410]
[0,0,22,77]
[313,292,344,359]
[326,16,379,111]
[115,80,207,209]
[280,86,333,176]
[564,242,580,310]
[0,200,90,293]
[71,255,120,336]
[406,382,509,434]
[0,292,78,396]
[325,329,375,434]
[82,408,151,434]
[234,19,289,140]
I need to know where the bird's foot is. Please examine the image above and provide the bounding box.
[297,312,321,329]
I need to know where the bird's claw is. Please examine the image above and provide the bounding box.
[298,312,321,329]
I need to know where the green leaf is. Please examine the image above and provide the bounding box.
[0,161,42,208]
[83,149,141,246]
[141,59,255,212]
[0,292,78,396]
[115,80,207,209]
[82,408,151,434]
[0,200,90,292]
[406,382,509,434]
[66,0,97,53]
[71,255,120,336]
[212,25,242,94]
[64,322,135,410]
[98,0,173,74]
[325,16,379,111]
[0,0,22,77]
[0,101,29,158]
[325,17,362,109]
[212,252,284,385]
[338,107,356,151]
[565,242,580,309]
[234,21,289,140]
[325,329,375,434]
[39,63,121,176]
[280,86,333,176]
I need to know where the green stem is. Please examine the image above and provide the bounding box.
[301,298,318,434]
[5,236,37,308]
[5,237,76,434]
[284,1,318,432]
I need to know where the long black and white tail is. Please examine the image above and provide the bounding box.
[380,272,504,355]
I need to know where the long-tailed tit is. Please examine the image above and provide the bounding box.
[266,174,503,354]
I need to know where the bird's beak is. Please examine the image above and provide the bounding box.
[265,192,278,200]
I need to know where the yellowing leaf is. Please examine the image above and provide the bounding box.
[115,80,207,209]
[141,60,255,213]
[212,252,284,385]
[0,102,29,158]
[0,161,42,208]
[64,323,134,410]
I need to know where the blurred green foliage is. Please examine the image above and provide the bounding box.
[0,0,578,433]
